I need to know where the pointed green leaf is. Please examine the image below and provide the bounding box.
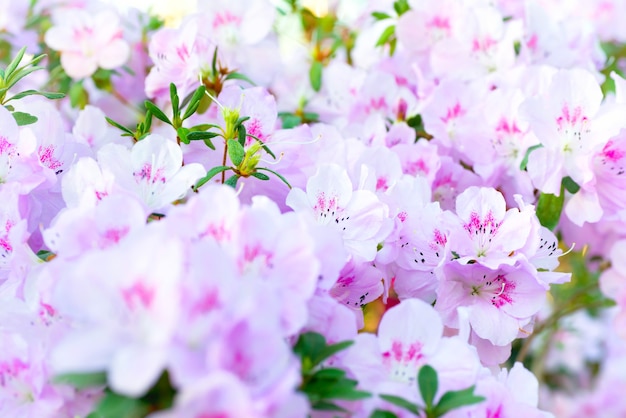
[211,47,219,74]
[520,144,543,170]
[256,167,292,189]
[86,392,147,418]
[310,61,323,92]
[312,401,348,412]
[170,83,179,119]
[225,174,239,188]
[5,46,26,77]
[251,172,270,180]
[293,332,326,371]
[187,131,220,141]
[224,71,256,86]
[190,123,221,131]
[182,85,206,120]
[4,90,65,103]
[278,112,302,129]
[69,81,88,109]
[12,111,37,126]
[562,176,581,194]
[53,372,107,389]
[376,25,396,47]
[234,115,250,128]
[393,0,410,15]
[203,138,216,150]
[237,124,247,146]
[227,139,245,166]
[536,187,565,231]
[370,410,398,418]
[105,117,134,135]
[144,101,171,125]
[372,11,392,20]
[380,394,420,415]
[6,65,45,90]
[418,365,438,408]
[194,166,232,190]
[177,126,189,144]
[246,133,276,159]
[311,368,347,380]
[313,340,353,365]
[434,386,485,416]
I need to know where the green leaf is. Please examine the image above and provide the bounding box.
[370,410,398,418]
[372,11,392,20]
[5,89,65,103]
[303,111,319,121]
[278,112,302,129]
[190,123,221,131]
[194,166,231,190]
[224,71,256,86]
[105,117,134,136]
[562,176,581,194]
[301,379,370,400]
[170,83,179,119]
[36,250,54,261]
[143,109,153,133]
[418,365,438,408]
[536,187,565,231]
[182,85,206,120]
[227,138,245,166]
[393,0,410,15]
[256,167,292,189]
[314,341,353,365]
[293,332,326,372]
[312,401,348,412]
[251,172,270,180]
[86,392,147,418]
[6,65,46,90]
[211,46,219,74]
[144,101,172,126]
[225,174,239,188]
[434,386,485,416]
[53,371,107,389]
[234,116,251,128]
[247,134,276,159]
[12,111,37,126]
[310,60,323,92]
[203,138,216,150]
[177,126,189,144]
[519,144,542,170]
[69,82,88,109]
[5,46,26,77]
[238,124,247,147]
[187,131,220,141]
[376,25,396,47]
[379,394,420,415]
[311,368,346,380]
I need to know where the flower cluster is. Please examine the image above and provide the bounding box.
[0,0,625,417]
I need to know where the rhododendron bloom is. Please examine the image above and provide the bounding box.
[449,186,536,268]
[341,299,480,412]
[51,226,184,396]
[436,262,547,346]
[286,163,390,262]
[97,134,205,212]
[44,9,130,79]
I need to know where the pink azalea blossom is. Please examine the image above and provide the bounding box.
[286,163,390,262]
[44,9,130,79]
[97,134,205,212]
[436,262,547,346]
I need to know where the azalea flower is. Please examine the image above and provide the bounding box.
[44,9,130,79]
[97,134,205,212]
